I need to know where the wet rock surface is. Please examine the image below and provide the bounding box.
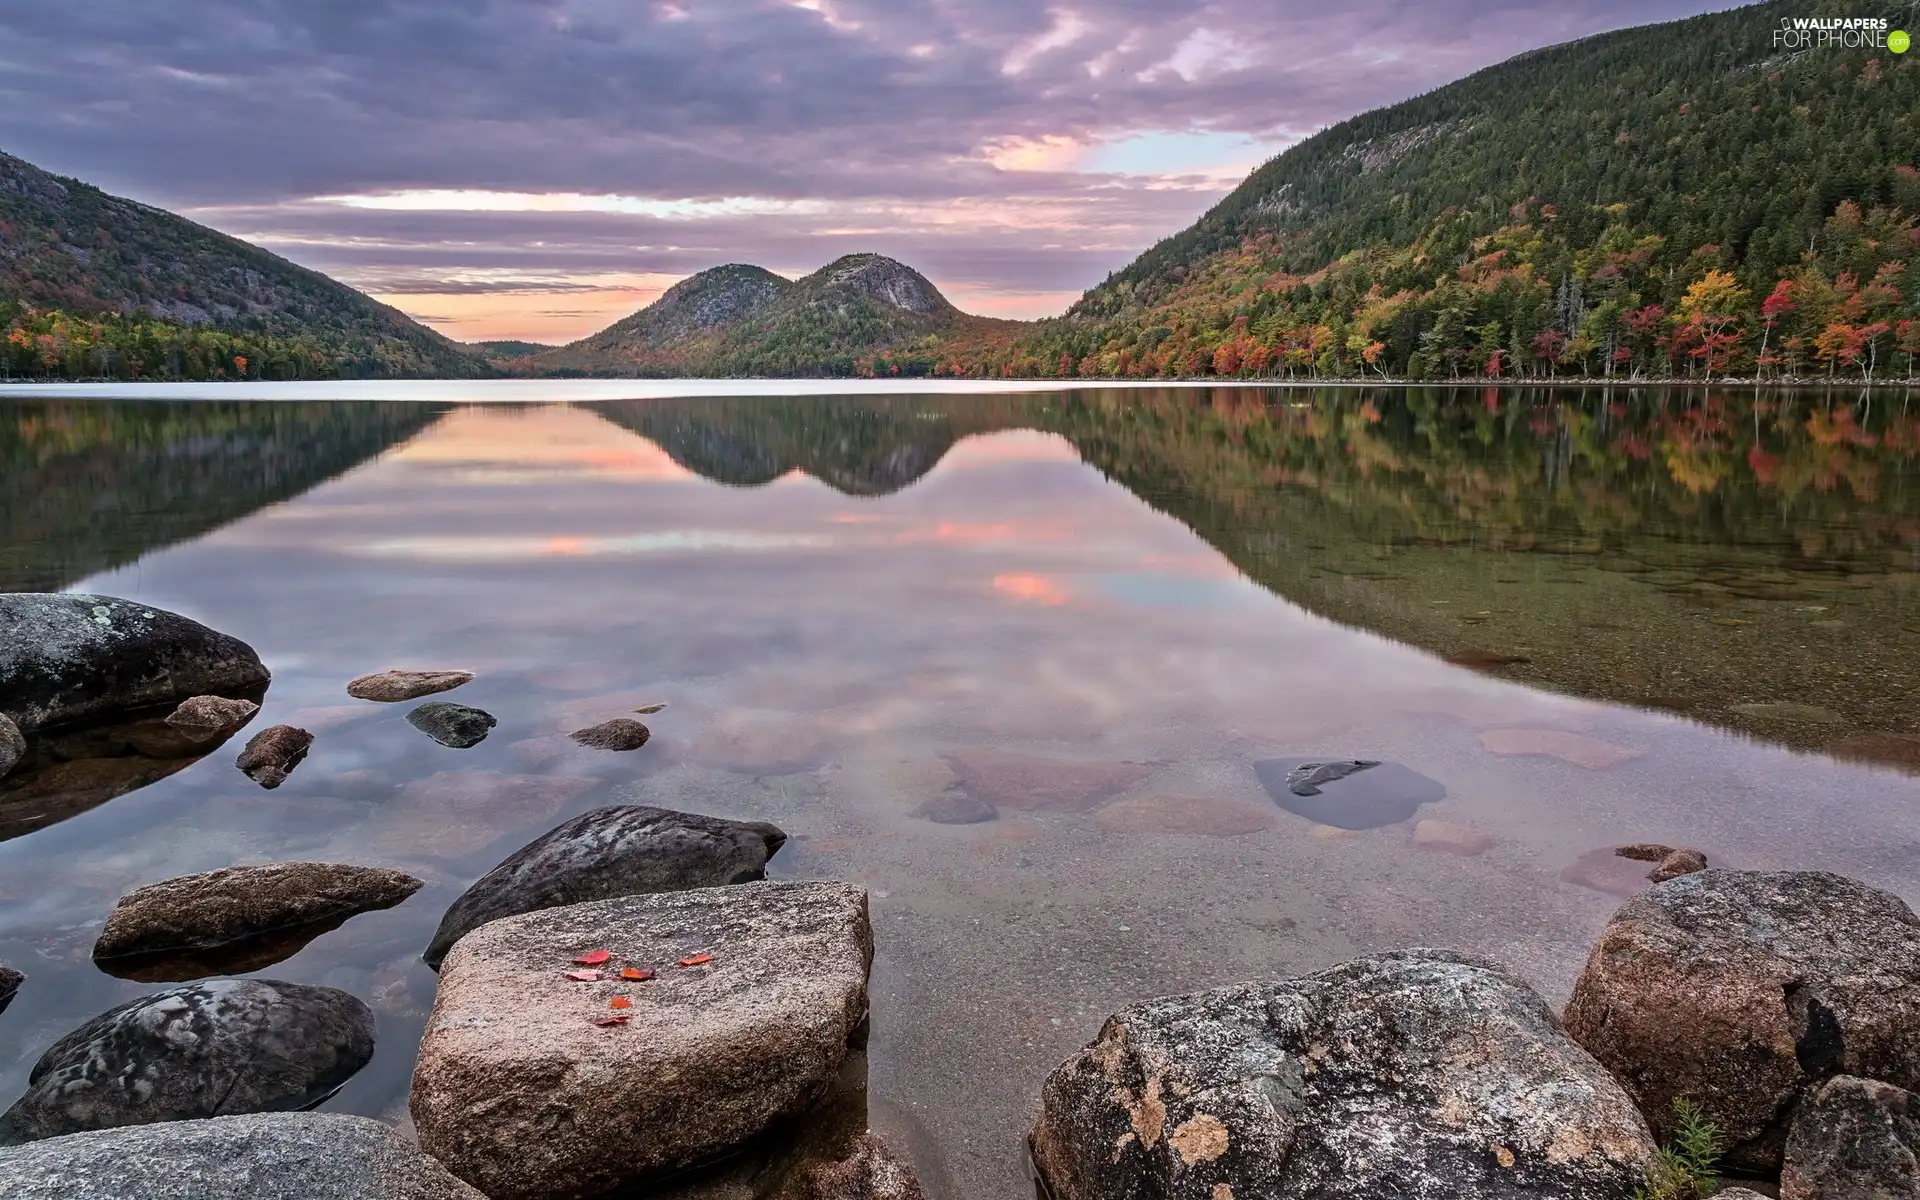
[1253,756,1446,829]
[235,724,313,788]
[1031,947,1658,1200]
[163,695,260,743]
[0,1112,485,1199]
[570,718,652,750]
[801,1131,927,1200]
[407,702,496,749]
[94,862,424,975]
[412,880,872,1199]
[424,804,787,968]
[0,979,376,1144]
[0,713,22,779]
[942,749,1153,813]
[0,594,270,733]
[1564,870,1920,1173]
[1781,1074,1920,1200]
[347,669,474,702]
[0,965,21,1016]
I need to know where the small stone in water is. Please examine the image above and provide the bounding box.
[570,719,651,751]
[235,725,314,789]
[347,669,474,702]
[408,702,497,749]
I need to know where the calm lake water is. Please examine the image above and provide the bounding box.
[2,383,1918,1199]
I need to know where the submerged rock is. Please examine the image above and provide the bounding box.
[423,805,787,969]
[1478,728,1643,769]
[408,702,496,750]
[163,695,260,743]
[570,718,651,751]
[1561,844,1710,897]
[910,790,998,825]
[1564,870,1920,1173]
[412,881,872,1199]
[1030,948,1658,1200]
[1253,757,1445,829]
[801,1131,926,1200]
[357,770,600,860]
[1412,818,1493,856]
[1781,1075,1920,1200]
[1094,794,1276,837]
[0,595,270,735]
[0,714,22,780]
[94,863,424,977]
[0,965,21,1016]
[0,979,376,1144]
[0,1112,485,1199]
[347,669,474,703]
[0,752,198,843]
[942,749,1154,813]
[235,725,313,789]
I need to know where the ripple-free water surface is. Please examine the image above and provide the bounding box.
[2,384,1917,1199]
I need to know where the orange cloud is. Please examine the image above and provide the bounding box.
[992,572,1070,605]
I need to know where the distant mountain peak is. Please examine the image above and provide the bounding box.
[805,254,950,314]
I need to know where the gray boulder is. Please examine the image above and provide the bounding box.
[235,725,313,788]
[408,702,496,749]
[0,595,269,733]
[95,862,424,978]
[0,965,20,1015]
[0,713,23,779]
[1564,870,1920,1173]
[0,979,376,1144]
[0,1112,484,1199]
[424,805,786,969]
[412,881,872,1199]
[1031,948,1658,1200]
[1782,1075,1920,1199]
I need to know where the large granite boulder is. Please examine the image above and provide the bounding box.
[0,979,376,1144]
[423,804,787,969]
[0,595,269,733]
[1031,948,1658,1200]
[1564,870,1920,1173]
[1781,1075,1920,1199]
[95,863,424,979]
[412,881,872,1199]
[0,1112,484,1199]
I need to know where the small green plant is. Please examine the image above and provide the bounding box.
[1632,1098,1726,1200]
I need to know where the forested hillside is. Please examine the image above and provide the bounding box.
[531,255,1019,377]
[941,0,1920,383]
[0,151,490,380]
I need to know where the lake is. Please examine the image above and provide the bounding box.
[3,382,1918,1200]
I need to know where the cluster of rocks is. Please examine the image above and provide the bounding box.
[2,593,914,1197]
[1032,867,1920,1200]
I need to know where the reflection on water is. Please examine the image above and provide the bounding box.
[0,386,1917,1200]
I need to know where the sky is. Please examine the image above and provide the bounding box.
[0,0,1732,343]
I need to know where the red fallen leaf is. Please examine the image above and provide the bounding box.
[563,969,602,982]
[677,953,713,967]
[592,1015,631,1026]
[609,996,633,1009]
[572,949,611,966]
[620,968,655,981]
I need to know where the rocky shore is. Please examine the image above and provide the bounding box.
[3,593,1917,1197]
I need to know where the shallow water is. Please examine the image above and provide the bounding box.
[2,384,1917,1199]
